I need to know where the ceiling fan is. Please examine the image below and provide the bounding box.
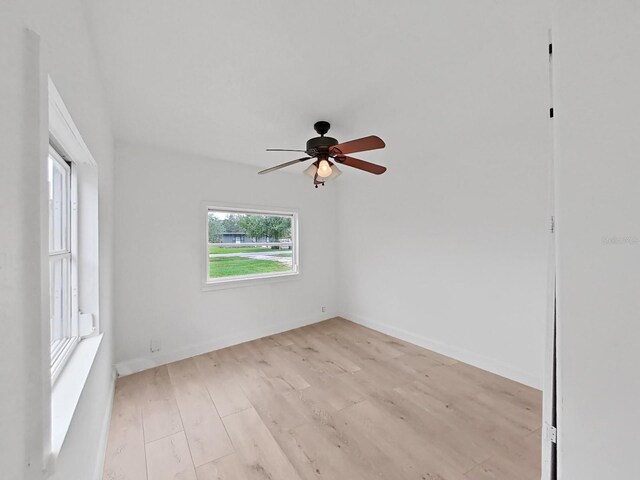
[258,121,387,188]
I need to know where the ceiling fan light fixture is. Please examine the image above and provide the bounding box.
[303,163,317,178]
[303,162,342,181]
[317,159,332,178]
[327,163,341,180]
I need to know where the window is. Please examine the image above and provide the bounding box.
[206,207,298,284]
[48,146,78,382]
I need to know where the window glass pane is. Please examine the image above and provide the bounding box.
[50,256,70,345]
[48,155,69,253]
[48,150,74,374]
[208,210,295,280]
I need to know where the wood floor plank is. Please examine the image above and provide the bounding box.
[285,342,351,377]
[465,429,542,480]
[241,375,309,433]
[222,408,302,480]
[336,319,459,365]
[196,454,247,480]
[140,366,183,443]
[252,347,311,390]
[349,357,419,395]
[295,372,365,412]
[145,431,197,480]
[230,356,297,397]
[395,379,534,455]
[323,321,406,360]
[268,331,295,346]
[369,385,491,468]
[270,383,401,480]
[299,333,362,373]
[266,346,365,411]
[335,400,468,479]
[272,419,387,480]
[193,353,252,418]
[103,374,147,480]
[392,351,447,372]
[167,358,234,467]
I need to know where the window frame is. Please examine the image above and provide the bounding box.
[203,203,300,289]
[48,145,80,384]
[46,75,104,467]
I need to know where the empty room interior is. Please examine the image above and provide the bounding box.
[3,1,640,479]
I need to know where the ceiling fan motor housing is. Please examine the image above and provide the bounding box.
[306,136,338,156]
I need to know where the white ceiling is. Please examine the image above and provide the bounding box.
[85,0,548,170]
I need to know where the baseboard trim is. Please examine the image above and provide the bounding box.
[115,315,332,376]
[93,368,116,480]
[341,313,542,390]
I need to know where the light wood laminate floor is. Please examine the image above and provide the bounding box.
[103,317,542,480]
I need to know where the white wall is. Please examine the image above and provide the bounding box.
[553,2,640,478]
[337,2,551,388]
[0,0,116,478]
[0,4,40,479]
[113,142,338,372]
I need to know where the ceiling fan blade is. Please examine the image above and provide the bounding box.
[330,135,385,155]
[266,148,308,153]
[334,155,387,175]
[258,157,311,175]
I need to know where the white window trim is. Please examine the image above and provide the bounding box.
[46,77,102,471]
[48,77,97,168]
[202,202,300,290]
[50,333,104,464]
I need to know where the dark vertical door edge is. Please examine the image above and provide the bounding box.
[551,286,558,479]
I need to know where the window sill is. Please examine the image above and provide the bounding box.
[202,270,300,291]
[50,333,103,465]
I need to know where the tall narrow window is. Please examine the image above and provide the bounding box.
[205,207,299,285]
[48,147,78,381]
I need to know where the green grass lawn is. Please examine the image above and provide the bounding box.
[209,256,291,278]
[272,253,293,257]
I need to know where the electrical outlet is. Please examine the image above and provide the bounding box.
[150,339,161,353]
[321,306,326,313]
